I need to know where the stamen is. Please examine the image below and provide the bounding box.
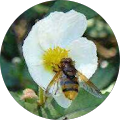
[43,46,69,72]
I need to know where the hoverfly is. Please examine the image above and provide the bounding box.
[45,58,102,100]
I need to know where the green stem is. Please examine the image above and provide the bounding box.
[38,87,45,106]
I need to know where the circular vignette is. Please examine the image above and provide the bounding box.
[0,0,120,120]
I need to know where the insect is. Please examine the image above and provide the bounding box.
[45,58,102,100]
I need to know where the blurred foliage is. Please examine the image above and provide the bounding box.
[86,17,114,39]
[0,0,119,119]
[1,28,20,60]
[0,57,38,91]
[48,0,98,19]
[0,57,20,90]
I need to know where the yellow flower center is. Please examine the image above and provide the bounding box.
[43,46,69,72]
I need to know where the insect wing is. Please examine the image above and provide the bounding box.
[45,71,62,96]
[77,71,102,98]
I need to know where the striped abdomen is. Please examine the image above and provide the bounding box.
[60,74,79,100]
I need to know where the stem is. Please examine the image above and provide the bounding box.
[38,87,45,106]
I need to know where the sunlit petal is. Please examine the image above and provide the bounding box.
[36,10,87,50]
[23,24,44,66]
[68,38,98,79]
[23,24,54,89]
[53,93,72,108]
[28,64,55,89]
[46,80,72,108]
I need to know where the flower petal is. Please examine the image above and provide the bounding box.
[53,93,72,108]
[59,10,87,48]
[36,10,87,50]
[22,25,55,89]
[22,24,44,67]
[46,80,72,108]
[28,64,55,89]
[68,38,98,79]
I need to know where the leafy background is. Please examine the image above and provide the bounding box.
[0,0,119,119]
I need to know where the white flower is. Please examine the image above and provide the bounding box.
[23,10,98,108]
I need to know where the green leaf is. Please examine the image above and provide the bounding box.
[91,63,119,89]
[10,92,24,106]
[65,89,108,115]
[39,90,109,119]
[48,0,98,19]
[57,106,95,120]
[24,102,39,115]
[10,91,39,116]
[9,87,109,119]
